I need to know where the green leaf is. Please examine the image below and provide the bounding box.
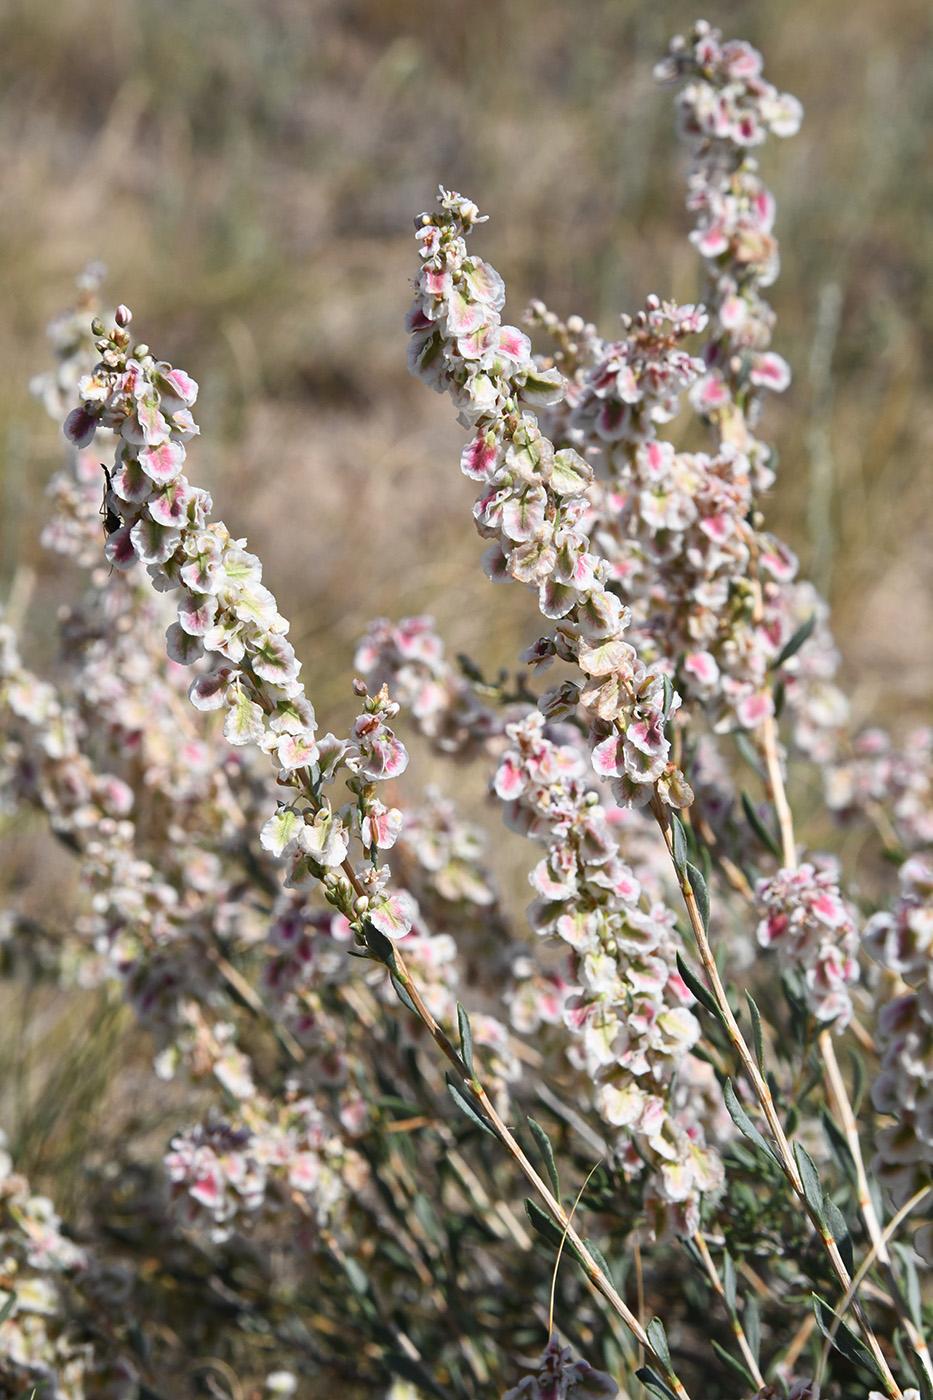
[773,613,816,669]
[741,791,782,861]
[413,1192,441,1244]
[390,973,418,1016]
[527,1117,561,1200]
[824,1196,854,1276]
[820,1107,857,1184]
[850,1047,867,1116]
[457,1002,475,1078]
[794,1141,825,1226]
[676,953,724,1023]
[734,730,765,779]
[524,1198,564,1250]
[723,1252,737,1314]
[662,674,675,720]
[363,920,398,971]
[582,1237,613,1285]
[710,1340,755,1387]
[723,1080,778,1164]
[773,677,786,718]
[672,815,688,877]
[634,1367,678,1400]
[0,1291,15,1325]
[744,1293,761,1366]
[446,1075,496,1138]
[646,1317,672,1374]
[343,1253,370,1297]
[745,992,765,1070]
[811,1293,886,1383]
[892,1241,923,1330]
[685,861,710,932]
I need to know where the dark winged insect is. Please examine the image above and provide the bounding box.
[99,464,121,538]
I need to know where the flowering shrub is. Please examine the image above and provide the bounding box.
[1,18,932,1400]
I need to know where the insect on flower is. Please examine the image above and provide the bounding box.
[99,464,121,538]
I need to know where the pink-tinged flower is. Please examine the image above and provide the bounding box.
[64,404,98,448]
[756,862,859,1027]
[735,689,774,729]
[750,351,791,392]
[349,712,409,780]
[189,668,236,710]
[367,889,418,939]
[138,438,186,484]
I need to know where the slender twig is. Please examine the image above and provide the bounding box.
[759,712,797,870]
[380,926,693,1399]
[816,1185,933,1395]
[650,793,901,1397]
[820,1030,933,1388]
[692,1232,766,1389]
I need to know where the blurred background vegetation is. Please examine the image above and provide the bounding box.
[2,0,931,723]
[0,0,931,1393]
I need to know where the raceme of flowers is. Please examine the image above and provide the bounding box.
[0,18,930,1400]
[492,710,723,1238]
[407,190,693,814]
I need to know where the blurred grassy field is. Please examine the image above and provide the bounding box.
[2,0,930,725]
[0,0,931,1390]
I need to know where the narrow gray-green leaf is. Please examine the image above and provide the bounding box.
[811,1294,886,1383]
[0,1291,16,1325]
[823,1196,853,1275]
[820,1107,856,1184]
[723,1080,778,1163]
[676,952,724,1024]
[685,861,710,932]
[892,1242,923,1330]
[457,1002,475,1078]
[363,919,398,970]
[343,1254,370,1297]
[744,1293,761,1366]
[527,1117,561,1200]
[723,1252,737,1314]
[390,973,418,1016]
[734,730,765,778]
[634,1368,677,1400]
[850,1047,867,1115]
[794,1140,826,1226]
[745,991,765,1070]
[774,613,816,669]
[446,1075,496,1138]
[646,1318,672,1374]
[710,1340,755,1387]
[582,1237,613,1285]
[524,1198,564,1250]
[672,815,688,877]
[662,674,675,720]
[741,791,782,861]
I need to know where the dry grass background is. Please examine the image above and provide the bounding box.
[0,0,931,1391]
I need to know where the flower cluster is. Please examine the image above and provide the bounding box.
[63,313,422,945]
[0,1133,137,1400]
[655,20,802,443]
[827,726,933,853]
[755,862,860,1027]
[355,613,503,757]
[865,854,933,1259]
[494,711,722,1236]
[407,189,693,812]
[165,1093,366,1242]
